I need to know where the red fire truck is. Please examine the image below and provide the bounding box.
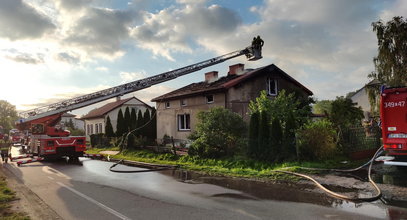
[16,114,86,160]
[9,128,23,143]
[380,86,407,166]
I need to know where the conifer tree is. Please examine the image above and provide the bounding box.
[258,111,270,161]
[142,109,151,139]
[116,109,125,137]
[136,110,143,137]
[130,108,137,130]
[270,118,283,161]
[151,107,157,141]
[105,116,114,137]
[124,107,131,132]
[248,111,260,158]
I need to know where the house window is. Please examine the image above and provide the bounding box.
[267,78,278,96]
[181,99,187,106]
[165,101,170,108]
[206,95,214,104]
[87,124,90,135]
[99,123,103,133]
[95,123,99,133]
[90,124,94,135]
[178,114,191,131]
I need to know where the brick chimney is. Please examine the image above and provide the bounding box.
[205,71,218,83]
[228,63,245,76]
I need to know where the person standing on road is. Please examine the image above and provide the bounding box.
[0,141,10,163]
[0,139,11,163]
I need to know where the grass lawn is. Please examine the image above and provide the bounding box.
[0,174,29,220]
[86,147,367,181]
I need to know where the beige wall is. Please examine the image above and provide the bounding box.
[84,118,105,140]
[156,93,225,140]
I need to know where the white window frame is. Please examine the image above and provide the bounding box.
[95,123,99,133]
[206,95,214,104]
[177,114,191,131]
[267,78,278,96]
[165,101,170,108]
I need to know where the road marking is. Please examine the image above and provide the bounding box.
[56,182,131,220]
[47,176,54,180]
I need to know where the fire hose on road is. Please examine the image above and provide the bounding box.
[106,146,385,202]
[273,146,384,202]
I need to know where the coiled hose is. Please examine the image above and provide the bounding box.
[274,146,384,202]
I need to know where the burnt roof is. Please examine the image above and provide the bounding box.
[151,64,313,102]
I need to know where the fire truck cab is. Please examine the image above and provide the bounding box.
[380,86,407,166]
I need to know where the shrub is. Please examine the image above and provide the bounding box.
[296,119,338,161]
[188,107,247,158]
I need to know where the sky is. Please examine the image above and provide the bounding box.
[0,0,406,117]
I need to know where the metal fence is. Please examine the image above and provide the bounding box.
[341,125,381,153]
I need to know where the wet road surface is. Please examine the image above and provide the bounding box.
[4,146,407,219]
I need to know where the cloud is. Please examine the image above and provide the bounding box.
[0,0,55,40]
[120,71,147,83]
[5,52,44,64]
[55,52,81,64]
[130,2,241,60]
[64,7,137,59]
[55,0,93,11]
[380,0,407,21]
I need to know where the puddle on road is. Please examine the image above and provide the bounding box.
[161,169,407,219]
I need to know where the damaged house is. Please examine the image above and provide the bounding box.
[151,63,313,141]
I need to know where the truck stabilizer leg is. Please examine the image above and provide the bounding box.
[17,157,44,166]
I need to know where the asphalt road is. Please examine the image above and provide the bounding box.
[3,147,402,220]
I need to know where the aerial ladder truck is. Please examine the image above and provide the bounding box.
[15,42,263,162]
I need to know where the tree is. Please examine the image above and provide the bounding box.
[248,111,260,158]
[151,107,157,141]
[313,100,333,115]
[188,107,247,158]
[105,116,114,137]
[258,111,270,160]
[116,109,125,137]
[124,107,131,132]
[143,109,152,141]
[329,96,364,130]
[270,117,282,161]
[368,16,407,112]
[130,108,137,130]
[0,100,18,133]
[249,90,312,160]
[136,110,143,136]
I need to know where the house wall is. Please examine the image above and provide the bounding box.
[83,98,152,140]
[350,87,371,118]
[156,93,225,140]
[84,118,104,140]
[227,70,310,121]
[108,99,151,132]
